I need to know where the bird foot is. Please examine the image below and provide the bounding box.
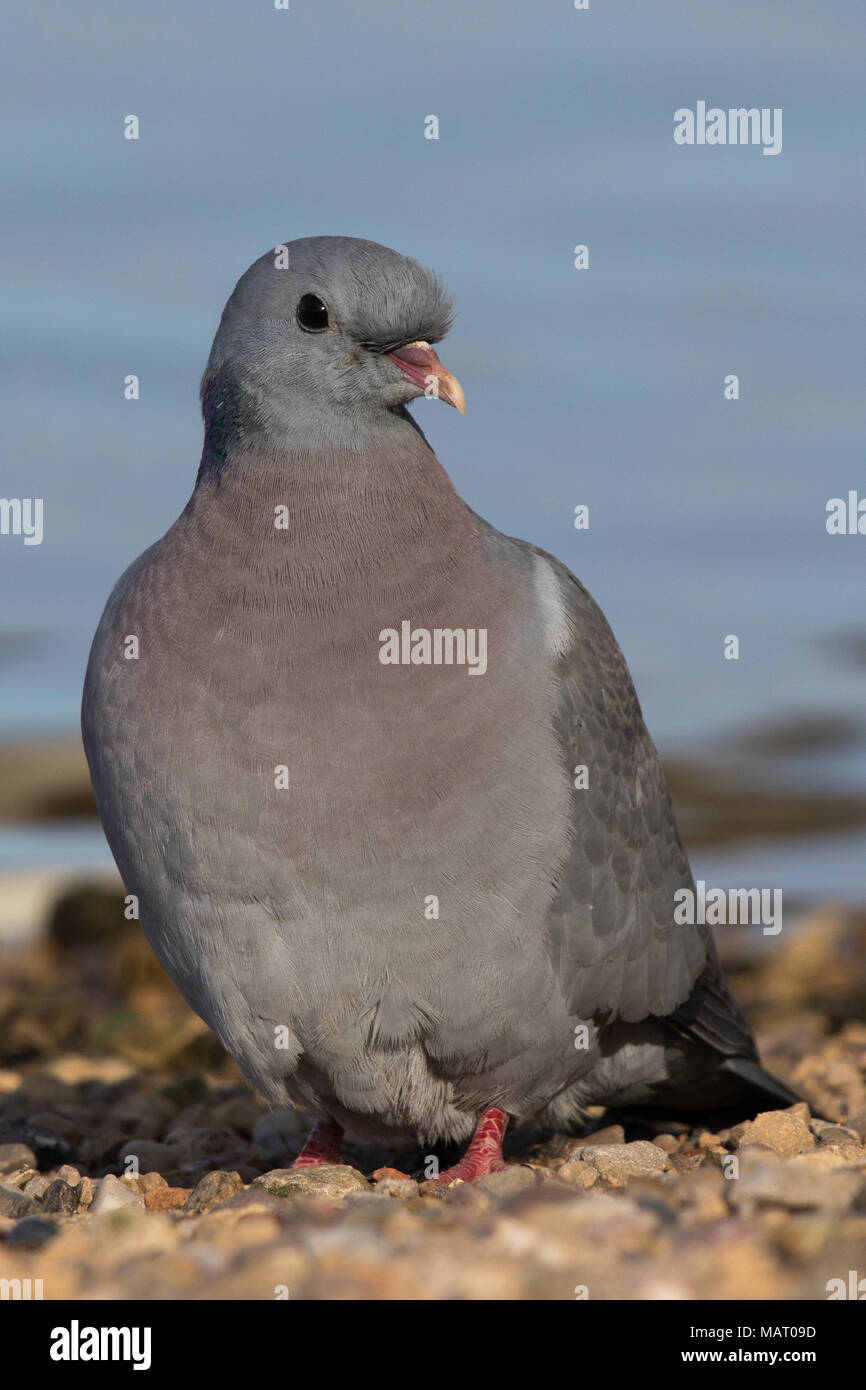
[291,1118,344,1168]
[433,1106,510,1185]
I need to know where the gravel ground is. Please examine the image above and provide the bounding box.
[0,888,864,1300]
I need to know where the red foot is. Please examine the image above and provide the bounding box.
[291,1117,344,1168]
[434,1107,510,1185]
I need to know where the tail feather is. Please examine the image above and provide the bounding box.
[718,1054,818,1117]
[612,1053,823,1126]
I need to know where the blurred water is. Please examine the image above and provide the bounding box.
[2,1,864,897]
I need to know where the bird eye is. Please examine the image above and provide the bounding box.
[296,293,330,332]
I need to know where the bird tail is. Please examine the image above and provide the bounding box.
[716,1054,813,1116]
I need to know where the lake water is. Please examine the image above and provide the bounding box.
[2,1,864,904]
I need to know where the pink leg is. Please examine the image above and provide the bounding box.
[291,1117,344,1168]
[434,1107,509,1185]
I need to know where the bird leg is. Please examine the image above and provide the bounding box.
[291,1117,344,1168]
[434,1107,509,1185]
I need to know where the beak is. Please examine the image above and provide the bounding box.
[385,341,466,414]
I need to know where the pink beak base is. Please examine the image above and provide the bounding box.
[386,341,467,413]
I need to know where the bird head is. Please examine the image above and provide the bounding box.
[200,236,465,458]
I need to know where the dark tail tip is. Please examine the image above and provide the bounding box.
[719,1055,827,1120]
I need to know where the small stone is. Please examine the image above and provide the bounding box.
[579,1140,667,1181]
[160,1072,211,1107]
[46,1055,135,1086]
[78,1129,130,1168]
[732,1141,781,1164]
[48,884,130,948]
[118,1138,179,1172]
[5,1216,58,1250]
[251,1109,306,1158]
[210,1095,263,1136]
[374,1177,419,1199]
[2,1121,65,1166]
[136,1172,168,1194]
[216,1161,262,1185]
[252,1165,369,1200]
[816,1125,863,1149]
[452,1165,536,1198]
[0,1182,39,1218]
[559,1161,599,1189]
[665,1151,705,1173]
[109,1091,177,1140]
[1,1168,39,1189]
[23,1175,53,1199]
[185,1170,245,1214]
[57,1164,81,1186]
[205,1188,293,1221]
[583,1124,626,1146]
[9,1074,73,1107]
[42,1179,80,1214]
[162,1124,237,1165]
[733,1104,814,1159]
[91,1174,145,1214]
[0,1143,37,1175]
[560,1124,625,1159]
[845,1107,866,1141]
[157,1170,192,1189]
[729,1151,862,1213]
[77,1176,94,1210]
[652,1134,680,1153]
[28,1111,81,1140]
[145,1186,192,1213]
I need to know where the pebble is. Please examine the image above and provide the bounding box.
[185,1170,245,1214]
[0,1182,39,1218]
[42,1178,81,1214]
[5,1215,59,1249]
[577,1140,667,1181]
[733,1104,815,1158]
[467,1165,541,1198]
[23,1174,53,1199]
[0,1142,37,1174]
[559,1124,625,1160]
[845,1106,866,1141]
[558,1161,599,1189]
[118,1138,178,1174]
[145,1186,193,1213]
[651,1134,681,1153]
[1,1167,39,1189]
[729,1151,863,1213]
[252,1166,370,1200]
[374,1176,419,1199]
[211,1095,263,1136]
[45,1055,135,1086]
[134,1171,169,1194]
[252,1109,305,1158]
[204,1189,294,1221]
[91,1173,146,1214]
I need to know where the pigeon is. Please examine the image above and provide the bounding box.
[82,236,801,1183]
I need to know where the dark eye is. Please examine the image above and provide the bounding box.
[296,293,330,332]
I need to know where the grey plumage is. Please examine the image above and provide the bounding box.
[82,236,799,1152]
